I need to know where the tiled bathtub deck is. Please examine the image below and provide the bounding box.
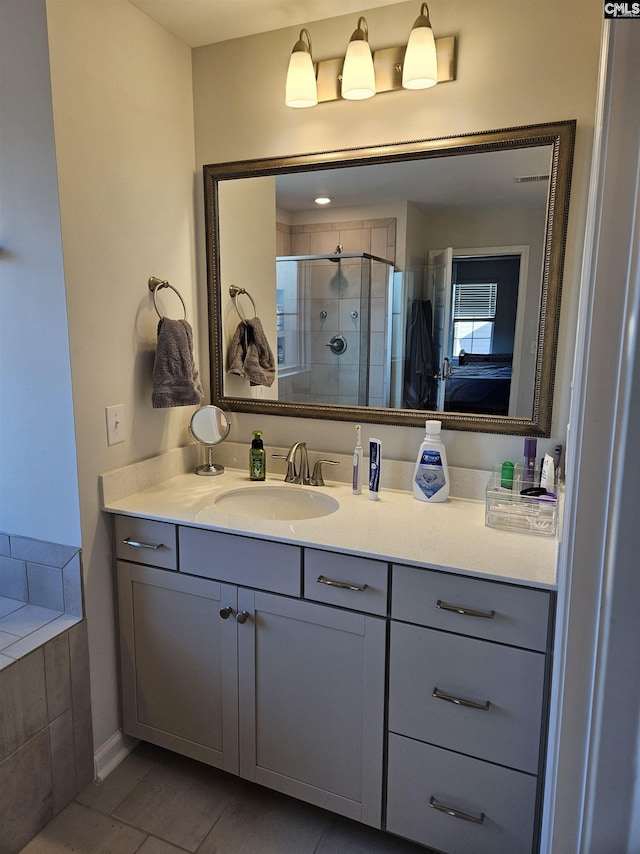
[0,595,82,670]
[0,532,83,671]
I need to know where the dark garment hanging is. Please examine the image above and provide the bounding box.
[403,299,438,409]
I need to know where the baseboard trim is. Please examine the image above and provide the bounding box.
[94,730,139,782]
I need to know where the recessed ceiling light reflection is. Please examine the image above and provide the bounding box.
[315,197,332,205]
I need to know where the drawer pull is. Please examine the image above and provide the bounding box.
[316,575,368,592]
[436,599,495,620]
[429,796,485,825]
[433,687,491,711]
[122,537,165,551]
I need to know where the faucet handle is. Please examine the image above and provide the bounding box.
[310,459,339,487]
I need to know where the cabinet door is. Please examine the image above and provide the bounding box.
[236,589,386,828]
[117,561,239,773]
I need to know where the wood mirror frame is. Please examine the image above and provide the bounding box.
[203,120,575,436]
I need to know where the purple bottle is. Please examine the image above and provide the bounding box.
[523,438,537,489]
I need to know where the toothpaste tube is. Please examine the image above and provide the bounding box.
[369,438,381,501]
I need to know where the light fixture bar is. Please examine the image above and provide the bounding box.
[315,35,456,104]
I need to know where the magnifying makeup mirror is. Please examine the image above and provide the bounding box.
[189,405,231,476]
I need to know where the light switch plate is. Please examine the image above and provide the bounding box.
[106,404,125,445]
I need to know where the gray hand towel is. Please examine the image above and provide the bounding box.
[152,317,204,408]
[227,317,275,387]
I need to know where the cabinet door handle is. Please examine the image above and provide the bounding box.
[436,599,495,620]
[122,537,165,551]
[235,610,250,624]
[429,796,485,825]
[316,575,368,592]
[219,606,234,619]
[432,687,491,711]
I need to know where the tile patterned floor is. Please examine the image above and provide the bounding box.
[19,741,430,853]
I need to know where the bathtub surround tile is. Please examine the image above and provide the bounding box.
[73,706,95,792]
[50,709,78,814]
[0,648,47,762]
[69,620,91,717]
[0,629,20,650]
[9,536,77,569]
[45,632,72,722]
[27,563,65,612]
[0,602,63,637]
[0,595,25,618]
[62,552,83,617]
[0,729,53,854]
[0,533,10,556]
[18,801,147,854]
[0,554,28,600]
[0,614,78,662]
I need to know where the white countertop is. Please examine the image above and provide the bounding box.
[102,467,558,589]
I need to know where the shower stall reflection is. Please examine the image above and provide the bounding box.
[275,252,394,407]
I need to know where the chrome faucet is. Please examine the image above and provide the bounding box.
[284,441,310,484]
[274,442,339,486]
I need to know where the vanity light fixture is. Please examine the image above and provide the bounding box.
[402,3,438,90]
[284,5,456,108]
[285,28,318,108]
[341,17,376,101]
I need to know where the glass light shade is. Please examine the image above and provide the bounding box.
[341,39,376,100]
[286,49,317,108]
[402,22,438,89]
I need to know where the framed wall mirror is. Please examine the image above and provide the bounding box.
[203,120,575,436]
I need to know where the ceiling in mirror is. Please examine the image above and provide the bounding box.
[203,121,576,436]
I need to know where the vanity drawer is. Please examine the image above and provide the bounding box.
[391,564,552,651]
[388,621,545,774]
[386,733,538,854]
[114,516,177,570]
[303,549,388,616]
[178,527,302,596]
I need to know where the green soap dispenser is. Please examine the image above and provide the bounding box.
[249,430,266,481]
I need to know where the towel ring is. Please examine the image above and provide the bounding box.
[229,285,257,322]
[149,276,187,320]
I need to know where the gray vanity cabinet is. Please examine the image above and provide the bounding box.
[117,561,240,772]
[114,513,554,851]
[236,588,385,826]
[115,518,386,828]
[386,564,554,854]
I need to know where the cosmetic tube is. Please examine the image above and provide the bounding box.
[369,438,381,500]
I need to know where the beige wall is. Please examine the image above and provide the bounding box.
[46,0,196,750]
[193,0,602,468]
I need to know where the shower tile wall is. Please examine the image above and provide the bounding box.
[277,218,396,406]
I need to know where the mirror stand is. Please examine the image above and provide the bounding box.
[189,404,231,476]
[196,446,225,477]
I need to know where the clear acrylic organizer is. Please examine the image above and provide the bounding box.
[485,465,558,537]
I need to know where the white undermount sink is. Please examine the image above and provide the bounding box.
[213,485,339,521]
